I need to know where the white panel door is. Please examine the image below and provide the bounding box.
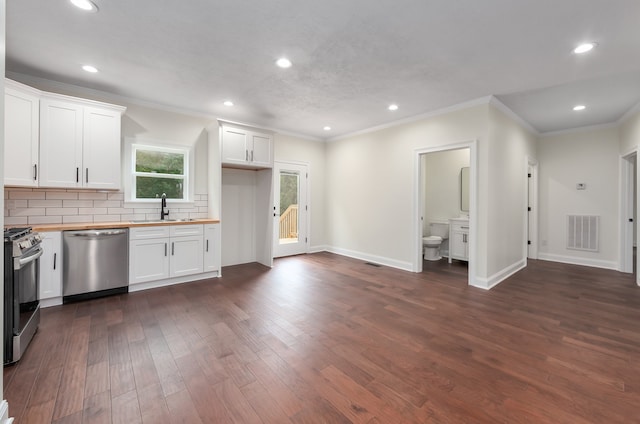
[129,238,170,284]
[170,235,204,277]
[4,87,40,187]
[83,106,122,189]
[221,126,249,165]
[273,162,308,258]
[39,98,83,188]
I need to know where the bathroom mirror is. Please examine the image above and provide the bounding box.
[460,167,470,212]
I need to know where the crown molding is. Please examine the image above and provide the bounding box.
[488,96,539,135]
[538,121,619,138]
[618,99,640,125]
[6,71,322,142]
[326,96,494,142]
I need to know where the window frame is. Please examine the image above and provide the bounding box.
[124,138,195,204]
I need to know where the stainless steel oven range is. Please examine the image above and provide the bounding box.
[3,227,42,365]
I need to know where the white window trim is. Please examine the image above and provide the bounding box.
[123,137,195,205]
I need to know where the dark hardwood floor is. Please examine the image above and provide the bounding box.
[4,253,640,423]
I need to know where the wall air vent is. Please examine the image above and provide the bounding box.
[566,215,599,252]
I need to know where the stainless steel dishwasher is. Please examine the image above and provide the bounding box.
[63,228,129,302]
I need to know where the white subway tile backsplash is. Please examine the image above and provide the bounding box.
[46,208,78,216]
[5,216,28,225]
[4,189,208,226]
[10,208,46,216]
[63,215,94,223]
[28,216,62,224]
[94,200,121,208]
[63,200,94,208]
[93,215,121,222]
[78,208,108,215]
[9,190,45,200]
[29,199,63,208]
[46,191,78,200]
[78,192,108,200]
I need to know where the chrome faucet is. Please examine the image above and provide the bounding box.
[160,193,170,220]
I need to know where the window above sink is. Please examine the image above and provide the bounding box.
[123,138,195,205]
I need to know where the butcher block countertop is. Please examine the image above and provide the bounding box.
[16,219,221,233]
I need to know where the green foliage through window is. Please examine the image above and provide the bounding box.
[132,144,189,201]
[280,173,298,215]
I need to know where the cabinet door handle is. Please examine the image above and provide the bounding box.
[76,167,79,183]
[172,242,175,256]
[206,239,209,252]
[86,168,89,183]
[164,243,167,256]
[461,226,469,229]
[245,150,248,161]
[53,253,57,270]
[33,164,38,181]
[251,150,254,161]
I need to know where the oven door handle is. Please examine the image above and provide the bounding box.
[14,248,44,270]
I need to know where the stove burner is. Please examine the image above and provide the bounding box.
[4,227,32,242]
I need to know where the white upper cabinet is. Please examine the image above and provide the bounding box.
[39,98,84,188]
[83,106,123,189]
[4,82,40,187]
[221,124,272,169]
[39,95,125,189]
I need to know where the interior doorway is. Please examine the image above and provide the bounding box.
[620,151,637,277]
[273,161,309,258]
[414,141,477,288]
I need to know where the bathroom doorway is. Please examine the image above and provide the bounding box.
[414,141,477,287]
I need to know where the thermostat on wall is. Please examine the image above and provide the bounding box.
[576,183,586,190]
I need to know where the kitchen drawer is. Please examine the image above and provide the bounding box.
[130,226,171,240]
[170,224,203,237]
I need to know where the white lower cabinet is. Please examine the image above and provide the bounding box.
[203,224,220,273]
[129,224,205,285]
[39,231,62,304]
[448,219,470,263]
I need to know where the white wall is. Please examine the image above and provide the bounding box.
[620,108,640,154]
[538,126,620,269]
[325,104,490,276]
[423,148,470,232]
[484,105,538,285]
[274,134,326,250]
[221,168,258,266]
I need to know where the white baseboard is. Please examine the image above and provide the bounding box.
[472,259,526,290]
[40,297,63,308]
[324,246,413,272]
[537,253,618,270]
[0,400,12,423]
[128,271,219,293]
[308,244,329,254]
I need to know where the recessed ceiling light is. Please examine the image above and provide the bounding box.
[573,42,596,54]
[70,0,98,12]
[223,100,234,107]
[388,104,399,111]
[573,105,586,111]
[82,65,98,73]
[276,58,292,68]
[323,126,331,131]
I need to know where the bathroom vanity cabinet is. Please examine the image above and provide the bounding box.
[449,218,469,263]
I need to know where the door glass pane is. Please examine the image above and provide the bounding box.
[279,172,299,244]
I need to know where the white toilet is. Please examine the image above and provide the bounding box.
[423,221,449,261]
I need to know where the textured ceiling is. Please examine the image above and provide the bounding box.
[6,0,640,139]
